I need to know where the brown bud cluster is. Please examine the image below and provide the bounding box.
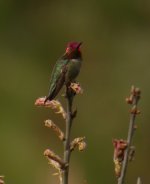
[125,86,141,105]
[70,137,87,151]
[35,97,66,119]
[70,83,83,94]
[44,149,65,169]
[113,139,127,177]
[126,85,141,118]
[130,106,141,115]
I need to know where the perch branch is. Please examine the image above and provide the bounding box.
[62,90,74,184]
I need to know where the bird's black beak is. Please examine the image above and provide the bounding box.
[76,42,82,49]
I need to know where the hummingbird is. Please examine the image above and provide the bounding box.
[44,42,82,102]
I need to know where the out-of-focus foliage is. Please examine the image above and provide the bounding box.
[0,0,150,184]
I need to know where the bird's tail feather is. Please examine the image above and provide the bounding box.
[44,85,62,103]
[44,93,55,103]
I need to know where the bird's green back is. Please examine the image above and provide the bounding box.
[48,58,69,95]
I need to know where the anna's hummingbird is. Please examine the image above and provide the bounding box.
[45,42,82,102]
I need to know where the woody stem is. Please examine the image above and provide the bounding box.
[62,91,74,184]
[118,97,139,184]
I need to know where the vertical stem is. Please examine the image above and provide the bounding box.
[62,93,73,184]
[118,99,139,184]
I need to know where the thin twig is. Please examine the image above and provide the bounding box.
[118,86,141,184]
[62,91,74,184]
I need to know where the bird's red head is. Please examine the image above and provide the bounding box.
[65,42,82,53]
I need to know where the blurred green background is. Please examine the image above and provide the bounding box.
[0,0,150,183]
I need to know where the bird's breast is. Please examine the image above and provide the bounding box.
[65,59,82,83]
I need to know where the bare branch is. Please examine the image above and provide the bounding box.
[118,86,141,184]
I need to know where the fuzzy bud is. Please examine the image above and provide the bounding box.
[45,120,65,141]
[113,139,127,177]
[44,149,65,169]
[70,137,87,151]
[70,83,83,94]
[131,106,141,115]
[35,97,66,119]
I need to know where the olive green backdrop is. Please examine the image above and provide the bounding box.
[0,0,150,184]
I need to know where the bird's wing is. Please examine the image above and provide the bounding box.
[46,59,69,101]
